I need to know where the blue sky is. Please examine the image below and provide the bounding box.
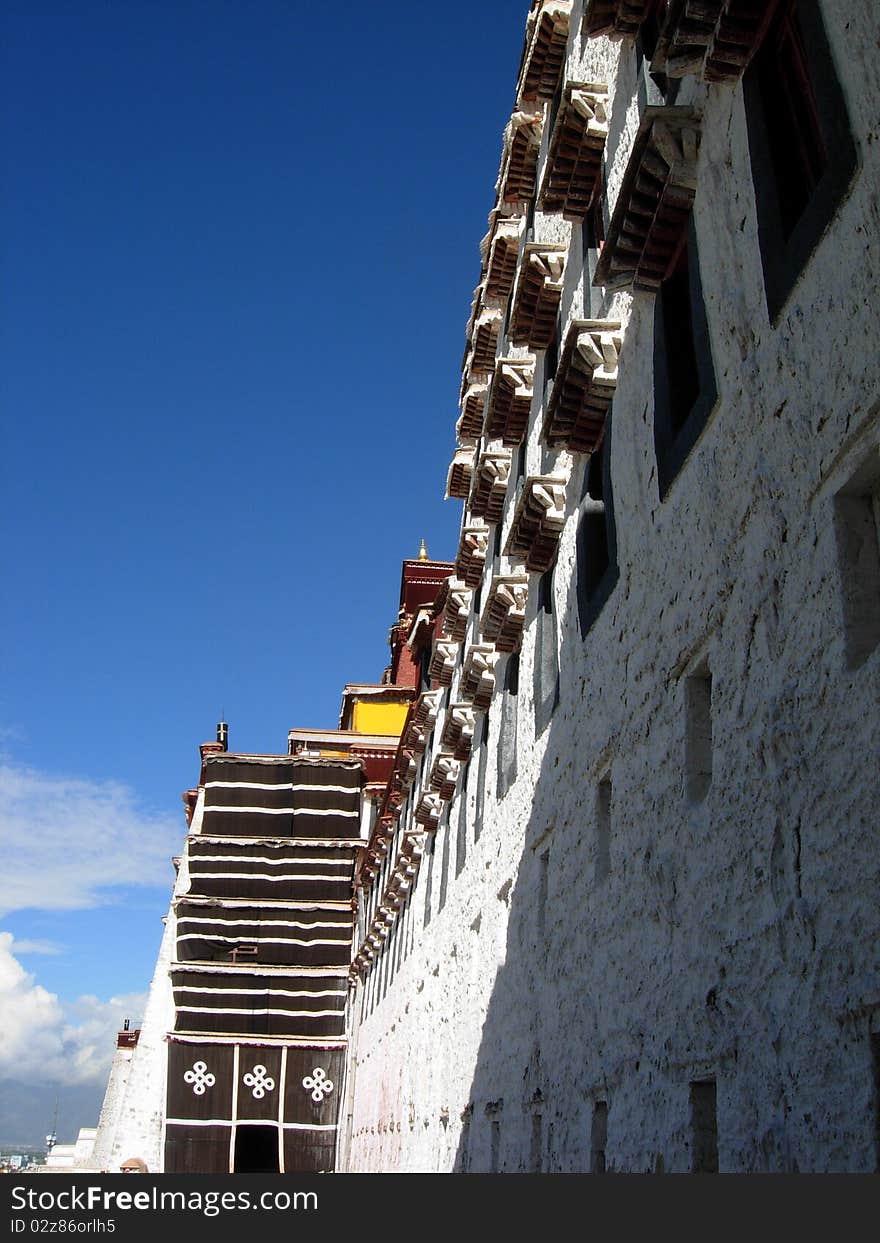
[0,0,526,1145]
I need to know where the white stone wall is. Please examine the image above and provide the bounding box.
[93,797,200,1172]
[347,0,880,1173]
[88,1045,135,1171]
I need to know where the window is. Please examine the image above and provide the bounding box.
[590,1100,608,1174]
[534,568,560,734]
[684,663,713,804]
[537,849,550,938]
[596,777,611,883]
[653,218,717,495]
[744,0,858,322]
[496,654,519,796]
[577,419,619,636]
[833,451,880,669]
[872,1033,880,1172]
[530,1113,544,1173]
[689,1079,719,1173]
[474,714,489,841]
[581,169,606,317]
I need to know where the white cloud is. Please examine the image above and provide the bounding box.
[9,939,62,956]
[0,933,146,1086]
[0,757,183,916]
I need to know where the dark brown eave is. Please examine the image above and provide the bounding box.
[446,444,476,500]
[653,0,779,83]
[470,304,504,373]
[428,639,459,688]
[485,355,536,446]
[484,215,524,303]
[505,474,570,573]
[469,445,513,525]
[440,702,477,762]
[583,0,652,37]
[455,523,491,588]
[497,107,544,206]
[542,319,623,453]
[414,790,443,832]
[538,82,609,218]
[438,579,473,644]
[460,644,499,712]
[517,1,573,103]
[510,243,567,349]
[457,381,488,439]
[429,752,461,802]
[480,574,531,653]
[402,689,443,754]
[593,106,701,293]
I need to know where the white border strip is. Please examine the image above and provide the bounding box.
[175,1005,343,1017]
[204,806,358,817]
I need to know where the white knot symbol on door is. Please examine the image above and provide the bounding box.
[183,1061,215,1096]
[302,1067,334,1103]
[243,1065,275,1099]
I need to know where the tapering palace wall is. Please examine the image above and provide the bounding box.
[344,0,880,1172]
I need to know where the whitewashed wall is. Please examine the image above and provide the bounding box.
[347,0,880,1173]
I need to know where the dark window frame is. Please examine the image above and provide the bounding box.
[653,216,717,497]
[577,416,619,637]
[743,0,858,323]
[534,567,560,734]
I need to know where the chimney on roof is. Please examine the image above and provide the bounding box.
[217,719,228,751]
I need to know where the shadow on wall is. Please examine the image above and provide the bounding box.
[450,416,878,1174]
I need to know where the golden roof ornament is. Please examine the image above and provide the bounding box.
[418,539,428,561]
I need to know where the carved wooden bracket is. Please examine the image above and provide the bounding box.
[455,523,491,588]
[470,304,504,373]
[415,790,444,832]
[497,106,544,206]
[446,445,476,500]
[458,381,488,440]
[481,574,530,653]
[470,445,513,525]
[583,0,652,37]
[439,579,473,644]
[506,474,570,572]
[404,689,443,753]
[461,643,499,711]
[429,640,459,688]
[517,1,573,103]
[653,0,779,83]
[539,82,609,218]
[399,749,418,789]
[594,107,701,293]
[483,215,524,304]
[543,319,623,452]
[511,244,567,350]
[429,752,461,802]
[440,703,477,762]
[486,356,536,446]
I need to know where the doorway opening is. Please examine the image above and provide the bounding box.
[233,1124,280,1173]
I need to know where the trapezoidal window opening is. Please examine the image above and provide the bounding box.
[653,215,717,497]
[833,450,880,670]
[689,1078,719,1173]
[590,1100,608,1174]
[577,419,619,637]
[743,0,858,322]
[596,775,612,883]
[496,653,520,797]
[534,567,560,734]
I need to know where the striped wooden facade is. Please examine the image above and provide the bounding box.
[164,754,362,1173]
